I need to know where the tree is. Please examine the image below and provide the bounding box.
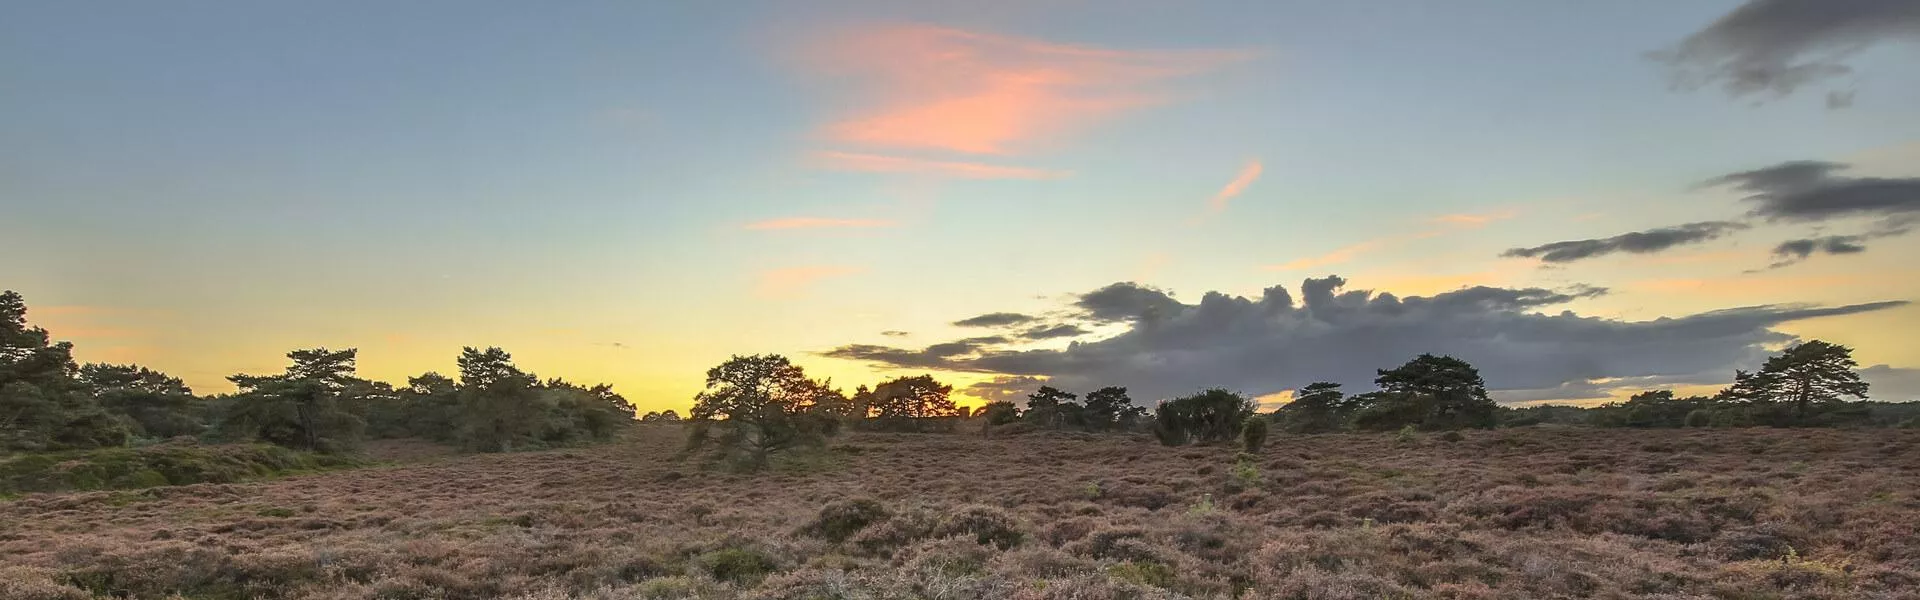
[1357,354,1499,430]
[80,363,203,439]
[1721,340,1870,425]
[869,375,957,419]
[641,409,683,422]
[1024,386,1078,429]
[0,291,129,451]
[688,354,840,467]
[218,348,368,452]
[1154,388,1255,446]
[1273,382,1349,433]
[455,347,547,452]
[978,401,1021,426]
[1083,386,1140,432]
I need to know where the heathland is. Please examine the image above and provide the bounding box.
[5,425,1919,600]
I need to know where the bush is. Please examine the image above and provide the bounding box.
[932,504,1025,549]
[0,441,363,495]
[699,547,779,584]
[1685,409,1713,428]
[1241,416,1269,453]
[1155,389,1254,446]
[801,498,890,543]
[1438,430,1465,443]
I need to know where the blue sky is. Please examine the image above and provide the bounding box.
[5,0,1918,408]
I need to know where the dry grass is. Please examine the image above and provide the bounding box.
[3,426,1918,599]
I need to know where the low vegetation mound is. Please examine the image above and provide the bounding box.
[0,440,362,495]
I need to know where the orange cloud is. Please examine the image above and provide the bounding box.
[757,265,865,298]
[745,216,899,231]
[1429,210,1518,228]
[1205,159,1263,216]
[800,24,1251,155]
[814,151,1068,179]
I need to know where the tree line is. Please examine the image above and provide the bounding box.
[681,339,1902,467]
[1,291,634,455]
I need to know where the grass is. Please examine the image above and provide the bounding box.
[1,426,1918,598]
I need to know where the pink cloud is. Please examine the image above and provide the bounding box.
[814,151,1068,179]
[745,216,900,231]
[1206,159,1263,215]
[799,24,1251,155]
[757,265,866,298]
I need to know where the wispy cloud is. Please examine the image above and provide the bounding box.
[1429,210,1518,228]
[744,216,899,231]
[1264,231,1448,271]
[1204,159,1263,217]
[756,265,865,298]
[798,24,1251,155]
[814,151,1068,179]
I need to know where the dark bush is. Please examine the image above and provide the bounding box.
[933,504,1025,549]
[1241,416,1269,452]
[800,497,890,543]
[699,547,779,584]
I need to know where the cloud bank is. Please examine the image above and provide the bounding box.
[820,277,1907,404]
[1656,0,1920,99]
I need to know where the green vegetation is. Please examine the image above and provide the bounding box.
[0,440,362,495]
[1154,388,1255,446]
[2,289,635,495]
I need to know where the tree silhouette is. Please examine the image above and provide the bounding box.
[1274,382,1348,433]
[1024,385,1077,429]
[1722,340,1869,425]
[221,348,368,452]
[689,354,839,467]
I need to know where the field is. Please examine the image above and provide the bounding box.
[4,426,1919,600]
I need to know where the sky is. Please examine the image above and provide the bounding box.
[4,0,1919,411]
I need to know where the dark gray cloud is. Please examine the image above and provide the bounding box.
[881,330,911,337]
[823,276,1908,404]
[1860,365,1920,402]
[1706,161,1920,223]
[1502,221,1749,263]
[1022,323,1090,340]
[1075,283,1185,323]
[1773,234,1867,260]
[1656,0,1920,99]
[821,336,1007,370]
[963,376,1045,404]
[952,312,1038,328]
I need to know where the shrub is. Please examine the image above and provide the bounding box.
[1438,430,1465,443]
[932,505,1024,549]
[1685,410,1713,428]
[1107,561,1177,589]
[1395,424,1418,445]
[801,498,890,543]
[850,508,940,556]
[1155,389,1254,446]
[1240,416,1269,452]
[699,547,779,584]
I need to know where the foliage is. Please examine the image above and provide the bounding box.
[978,401,1021,426]
[213,348,370,453]
[639,409,683,422]
[0,291,130,452]
[687,354,842,468]
[1154,388,1255,446]
[1352,354,1499,430]
[1240,415,1268,452]
[1272,381,1349,433]
[1023,385,1080,430]
[1720,340,1871,426]
[0,439,362,495]
[1082,386,1144,432]
[800,497,890,543]
[864,374,958,432]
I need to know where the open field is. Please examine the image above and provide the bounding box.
[4,426,1919,599]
